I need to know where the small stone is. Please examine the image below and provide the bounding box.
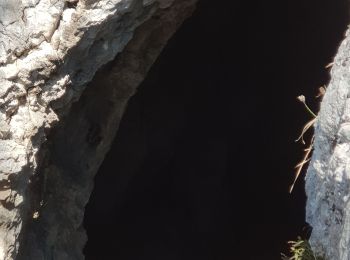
[32,212,39,219]
[0,190,11,201]
[338,122,350,143]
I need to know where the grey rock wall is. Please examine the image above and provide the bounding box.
[0,0,197,259]
[306,29,350,259]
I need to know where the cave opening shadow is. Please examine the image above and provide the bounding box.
[83,0,349,259]
[83,3,244,257]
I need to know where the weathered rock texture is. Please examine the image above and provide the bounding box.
[0,0,197,259]
[305,29,350,259]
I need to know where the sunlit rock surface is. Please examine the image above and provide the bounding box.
[306,29,350,260]
[0,0,197,259]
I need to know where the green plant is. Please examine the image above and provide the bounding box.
[281,237,324,260]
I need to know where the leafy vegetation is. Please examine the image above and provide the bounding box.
[281,237,324,260]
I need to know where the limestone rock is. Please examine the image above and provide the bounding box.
[306,28,350,259]
[0,0,197,259]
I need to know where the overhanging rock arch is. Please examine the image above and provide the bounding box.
[0,0,197,259]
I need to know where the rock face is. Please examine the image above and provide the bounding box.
[0,0,197,259]
[305,29,350,259]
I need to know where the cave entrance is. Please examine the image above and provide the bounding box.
[83,0,349,259]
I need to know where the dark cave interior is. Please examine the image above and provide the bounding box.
[83,0,349,259]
